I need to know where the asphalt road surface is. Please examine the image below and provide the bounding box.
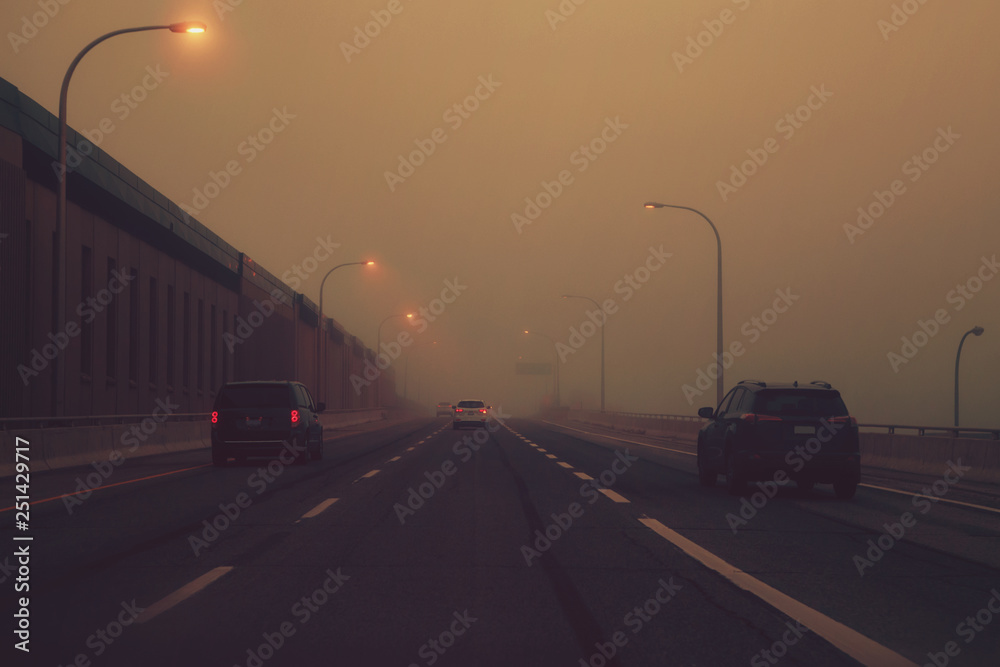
[3,414,999,666]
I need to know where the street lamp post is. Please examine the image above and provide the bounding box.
[644,201,724,408]
[375,313,412,407]
[954,326,984,427]
[53,21,205,414]
[316,260,374,406]
[523,330,560,408]
[561,294,604,411]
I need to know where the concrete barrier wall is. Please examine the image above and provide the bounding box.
[568,410,1000,485]
[0,408,390,477]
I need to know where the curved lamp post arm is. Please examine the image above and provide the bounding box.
[954,326,984,427]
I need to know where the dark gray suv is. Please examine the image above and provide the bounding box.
[696,380,860,499]
[210,381,325,466]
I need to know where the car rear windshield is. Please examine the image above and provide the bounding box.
[216,384,290,409]
[457,400,484,408]
[752,389,848,418]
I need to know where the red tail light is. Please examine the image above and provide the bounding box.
[291,409,300,424]
[211,411,218,426]
[739,413,782,424]
[455,408,464,413]
[478,408,487,413]
[828,416,857,426]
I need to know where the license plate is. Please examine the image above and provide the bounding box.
[245,417,262,428]
[794,425,816,435]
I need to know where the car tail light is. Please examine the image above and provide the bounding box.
[739,413,782,425]
[478,408,487,413]
[211,411,218,426]
[291,409,300,424]
[455,408,464,413]
[827,416,857,426]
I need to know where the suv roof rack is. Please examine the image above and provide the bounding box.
[810,380,832,389]
[738,379,766,387]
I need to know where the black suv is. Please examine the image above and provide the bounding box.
[210,381,325,466]
[696,380,860,499]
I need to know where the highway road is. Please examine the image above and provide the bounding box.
[3,414,999,666]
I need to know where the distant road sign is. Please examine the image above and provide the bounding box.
[516,362,552,375]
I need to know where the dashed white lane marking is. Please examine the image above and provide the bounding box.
[638,517,918,667]
[537,448,547,453]
[599,489,630,503]
[545,454,557,460]
[574,472,593,480]
[354,469,381,482]
[388,456,401,462]
[557,462,574,469]
[406,447,416,452]
[136,567,233,625]
[299,498,338,520]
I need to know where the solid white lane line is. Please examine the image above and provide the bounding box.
[859,483,1000,515]
[574,472,593,480]
[300,498,338,520]
[638,517,917,667]
[540,419,695,456]
[599,489,630,503]
[136,567,233,625]
[557,462,574,469]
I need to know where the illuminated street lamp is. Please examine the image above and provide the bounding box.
[375,313,413,406]
[954,326,985,427]
[644,201,724,408]
[561,294,604,411]
[316,260,375,405]
[523,330,560,408]
[53,21,205,414]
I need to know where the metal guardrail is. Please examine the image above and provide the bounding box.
[569,410,1000,440]
[0,407,386,431]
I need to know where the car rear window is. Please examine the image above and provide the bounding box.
[216,384,290,409]
[457,400,484,408]
[752,390,848,418]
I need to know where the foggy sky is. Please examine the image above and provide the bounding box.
[3,0,998,425]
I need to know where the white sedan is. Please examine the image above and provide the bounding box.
[453,399,489,429]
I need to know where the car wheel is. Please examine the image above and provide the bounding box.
[833,479,857,500]
[724,453,744,496]
[798,480,815,493]
[212,448,228,466]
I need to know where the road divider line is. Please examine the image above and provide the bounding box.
[599,489,630,503]
[299,498,339,520]
[406,447,415,451]
[859,483,1000,515]
[388,456,401,462]
[353,469,381,483]
[638,517,918,667]
[537,448,547,452]
[557,462,574,469]
[574,472,593,480]
[0,463,212,513]
[540,419,695,457]
[545,454,557,459]
[136,566,233,625]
